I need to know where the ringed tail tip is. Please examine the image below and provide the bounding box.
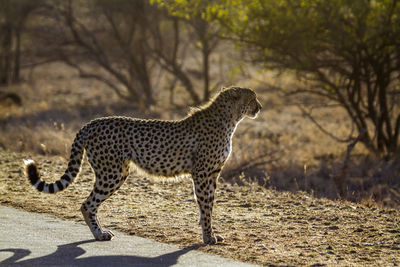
[24,159,40,186]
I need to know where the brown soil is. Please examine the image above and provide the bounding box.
[1,148,399,266]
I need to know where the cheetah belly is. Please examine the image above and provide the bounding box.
[131,133,195,177]
[138,149,192,177]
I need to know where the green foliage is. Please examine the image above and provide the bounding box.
[219,0,400,67]
[216,0,400,157]
[153,0,204,19]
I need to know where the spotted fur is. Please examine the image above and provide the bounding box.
[24,86,262,244]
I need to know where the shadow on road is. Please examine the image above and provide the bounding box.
[0,239,203,266]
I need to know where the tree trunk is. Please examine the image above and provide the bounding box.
[12,27,21,83]
[0,24,12,85]
[202,40,210,101]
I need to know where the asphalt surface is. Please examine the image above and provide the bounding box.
[0,206,257,266]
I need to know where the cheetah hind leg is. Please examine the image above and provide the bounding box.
[81,201,115,241]
[81,171,128,241]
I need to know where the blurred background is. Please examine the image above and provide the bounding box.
[0,0,399,207]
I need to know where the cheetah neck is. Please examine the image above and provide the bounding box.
[185,92,246,135]
[190,102,243,132]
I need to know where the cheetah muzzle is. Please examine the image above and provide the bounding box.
[24,86,262,245]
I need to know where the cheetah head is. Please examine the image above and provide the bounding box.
[225,87,262,119]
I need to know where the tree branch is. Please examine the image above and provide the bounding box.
[297,104,355,143]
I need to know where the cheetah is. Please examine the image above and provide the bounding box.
[24,86,262,244]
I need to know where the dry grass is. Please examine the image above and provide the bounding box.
[1,62,399,207]
[0,62,399,265]
[1,149,399,266]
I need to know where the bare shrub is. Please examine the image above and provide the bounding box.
[0,123,73,158]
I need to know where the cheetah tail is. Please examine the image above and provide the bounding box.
[24,140,84,194]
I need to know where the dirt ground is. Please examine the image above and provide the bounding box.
[1,148,399,266]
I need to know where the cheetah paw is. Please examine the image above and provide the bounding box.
[216,235,224,242]
[203,234,224,245]
[96,230,115,241]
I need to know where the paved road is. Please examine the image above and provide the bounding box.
[0,206,257,266]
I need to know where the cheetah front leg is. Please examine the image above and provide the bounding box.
[192,170,224,244]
